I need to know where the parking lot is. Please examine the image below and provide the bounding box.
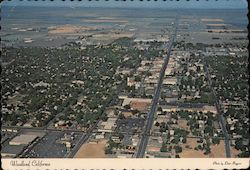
[25,131,84,158]
[116,118,145,134]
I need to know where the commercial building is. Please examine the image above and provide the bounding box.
[9,134,38,146]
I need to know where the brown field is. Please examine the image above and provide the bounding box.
[48,25,87,34]
[98,17,116,20]
[180,138,227,158]
[201,18,224,22]
[231,147,241,158]
[92,32,134,39]
[206,24,227,26]
[179,138,209,158]
[48,25,109,34]
[209,140,226,158]
[122,111,133,118]
[130,101,150,112]
[82,19,128,23]
[177,119,189,130]
[74,139,108,158]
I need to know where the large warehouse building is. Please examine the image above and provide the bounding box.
[9,134,38,145]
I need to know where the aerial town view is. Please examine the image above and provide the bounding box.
[1,1,249,159]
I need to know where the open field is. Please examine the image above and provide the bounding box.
[48,25,103,34]
[81,19,128,23]
[92,32,134,40]
[210,140,226,158]
[231,147,241,158]
[74,139,108,158]
[201,18,224,22]
[122,112,133,118]
[180,138,227,158]
[180,138,209,158]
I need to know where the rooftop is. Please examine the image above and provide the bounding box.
[9,134,38,145]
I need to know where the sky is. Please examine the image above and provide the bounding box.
[2,0,248,9]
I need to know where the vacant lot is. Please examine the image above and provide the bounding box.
[180,138,227,158]
[122,111,133,118]
[180,138,209,158]
[231,146,241,158]
[130,101,150,112]
[209,140,226,158]
[48,25,85,34]
[74,139,108,158]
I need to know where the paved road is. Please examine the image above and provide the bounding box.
[136,20,178,158]
[2,125,86,133]
[65,121,98,158]
[202,57,231,158]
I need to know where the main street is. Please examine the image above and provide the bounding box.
[136,19,178,158]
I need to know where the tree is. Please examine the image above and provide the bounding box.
[124,104,131,110]
[157,107,163,112]
[169,146,172,151]
[159,122,168,133]
[155,122,160,127]
[118,113,125,119]
[238,151,250,158]
[179,111,189,119]
[160,144,168,152]
[134,76,141,82]
[174,128,189,137]
[118,133,124,140]
[197,66,201,72]
[235,139,244,151]
[146,72,152,77]
[11,119,18,126]
[131,109,139,115]
[171,113,178,120]
[101,115,108,121]
[161,93,166,100]
[204,146,211,155]
[204,126,214,136]
[174,145,182,153]
[105,147,113,154]
[76,113,83,123]
[212,137,220,145]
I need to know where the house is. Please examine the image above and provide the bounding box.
[132,136,139,146]
[111,135,122,143]
[95,133,105,139]
[163,77,177,85]
[147,146,161,152]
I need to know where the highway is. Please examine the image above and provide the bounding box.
[136,20,178,158]
[203,59,231,158]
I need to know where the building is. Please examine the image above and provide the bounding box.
[95,133,105,139]
[98,117,117,133]
[132,136,139,146]
[160,104,217,114]
[1,145,25,158]
[9,135,38,146]
[163,77,177,85]
[111,135,122,143]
